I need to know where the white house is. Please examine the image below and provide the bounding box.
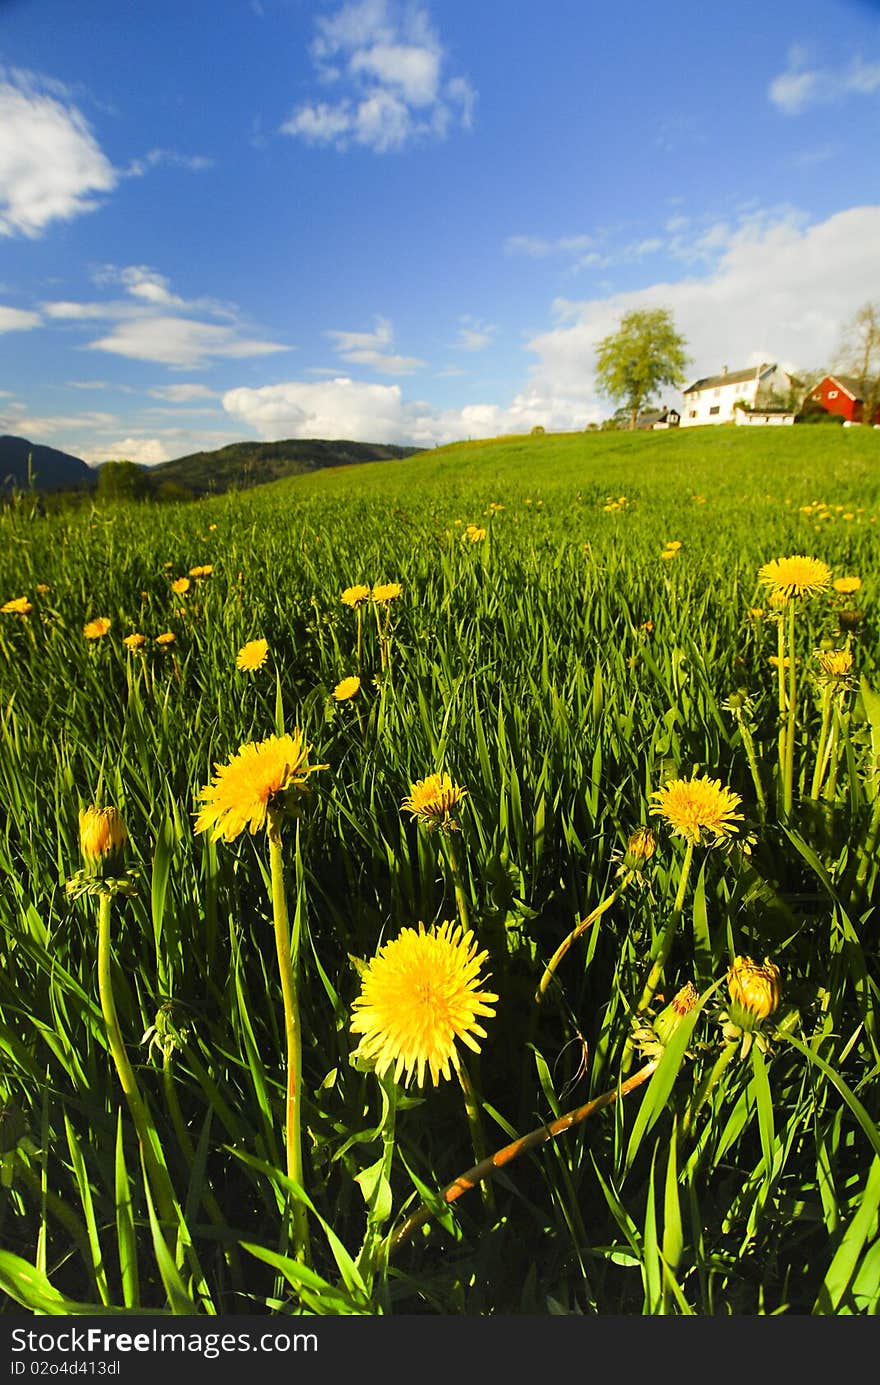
[680,363,798,427]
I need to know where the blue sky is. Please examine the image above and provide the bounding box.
[1,0,879,463]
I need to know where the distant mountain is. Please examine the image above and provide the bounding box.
[0,436,96,493]
[147,438,423,496]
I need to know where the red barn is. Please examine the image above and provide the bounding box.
[808,374,880,425]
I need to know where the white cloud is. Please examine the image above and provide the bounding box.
[326,316,425,373]
[87,315,289,368]
[455,316,496,351]
[280,0,475,152]
[0,70,117,237]
[40,265,287,368]
[148,383,218,402]
[7,410,118,437]
[43,300,118,320]
[0,305,41,332]
[770,50,880,113]
[83,437,171,466]
[116,266,186,308]
[124,147,214,177]
[221,375,586,447]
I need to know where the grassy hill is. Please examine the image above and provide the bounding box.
[243,420,880,519]
[147,437,422,497]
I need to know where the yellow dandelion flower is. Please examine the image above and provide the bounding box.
[189,565,213,578]
[767,590,790,608]
[236,638,269,672]
[35,584,50,595]
[650,774,743,846]
[83,617,111,639]
[466,526,487,541]
[341,584,371,608]
[123,633,146,650]
[155,631,175,646]
[833,576,862,594]
[747,607,765,619]
[372,581,402,603]
[727,955,781,1024]
[664,540,683,551]
[332,675,360,701]
[79,805,128,864]
[194,730,327,842]
[172,577,190,595]
[2,596,32,615]
[660,549,678,560]
[350,920,498,1087]
[208,524,217,531]
[402,772,468,834]
[816,648,853,678]
[758,554,831,599]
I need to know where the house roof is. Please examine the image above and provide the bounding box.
[683,363,774,394]
[822,374,862,400]
[636,407,680,427]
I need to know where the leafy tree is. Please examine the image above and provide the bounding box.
[594,308,690,431]
[96,459,151,502]
[835,301,880,426]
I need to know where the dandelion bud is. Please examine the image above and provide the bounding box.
[838,608,863,631]
[623,825,657,870]
[79,806,128,866]
[727,955,781,1028]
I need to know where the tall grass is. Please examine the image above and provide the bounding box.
[0,426,878,1315]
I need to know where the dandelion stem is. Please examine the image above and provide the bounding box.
[388,1058,659,1254]
[738,718,767,820]
[97,893,174,1225]
[809,683,834,800]
[267,808,310,1265]
[456,1059,494,1210]
[535,877,629,1002]
[442,834,471,931]
[783,598,798,815]
[637,839,695,1014]
[776,613,788,800]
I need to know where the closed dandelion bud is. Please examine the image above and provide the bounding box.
[838,608,863,631]
[727,955,781,1029]
[653,981,699,1046]
[623,825,657,870]
[79,806,128,866]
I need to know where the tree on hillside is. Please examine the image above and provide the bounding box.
[594,308,690,431]
[96,459,151,502]
[835,301,880,426]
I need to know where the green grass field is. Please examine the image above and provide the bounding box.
[0,424,878,1316]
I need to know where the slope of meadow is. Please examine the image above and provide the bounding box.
[0,425,878,1317]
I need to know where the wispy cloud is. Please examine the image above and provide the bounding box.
[147,383,219,402]
[280,0,476,153]
[0,305,41,332]
[41,265,288,368]
[769,47,880,113]
[504,230,662,273]
[0,68,117,237]
[88,316,287,369]
[454,316,496,351]
[124,147,214,177]
[326,315,425,373]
